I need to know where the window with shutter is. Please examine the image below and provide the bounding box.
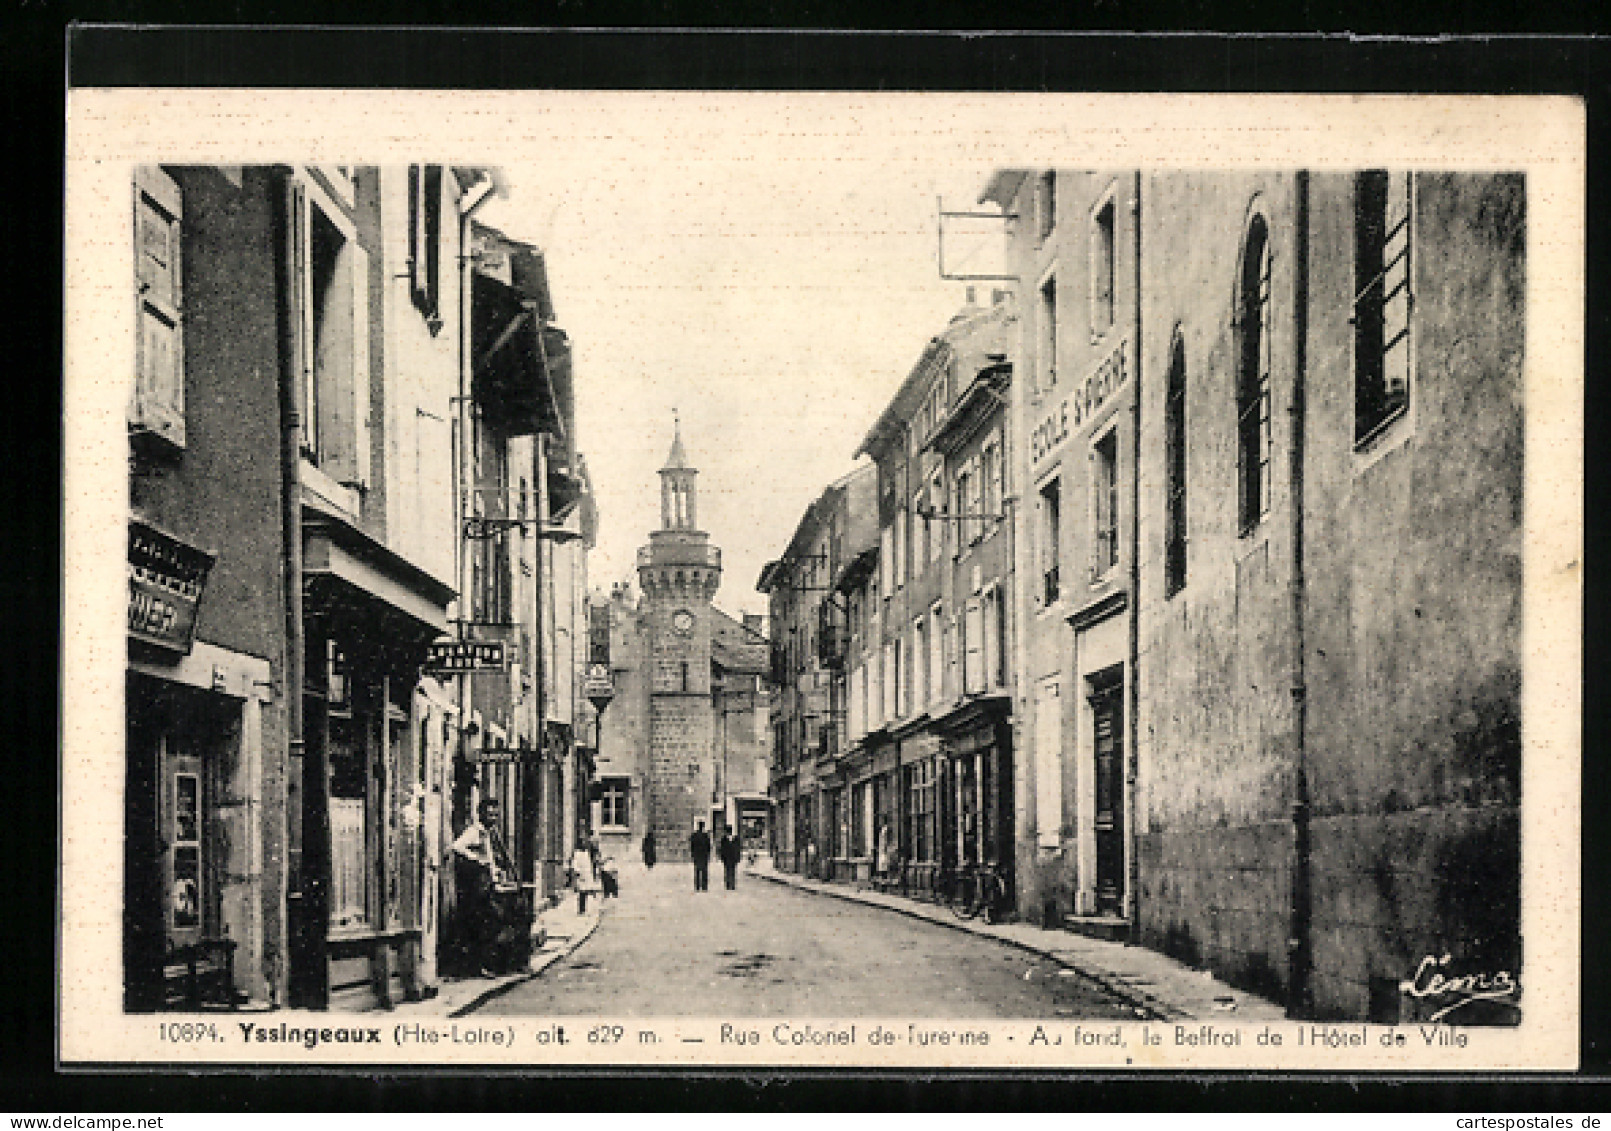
[963,596,985,695]
[1355,170,1413,445]
[1091,194,1116,337]
[292,173,372,493]
[132,167,185,449]
[408,164,444,334]
[1092,428,1119,580]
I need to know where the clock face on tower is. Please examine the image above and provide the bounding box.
[671,609,695,636]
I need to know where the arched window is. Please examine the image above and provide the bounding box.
[1236,216,1273,534]
[1164,332,1188,595]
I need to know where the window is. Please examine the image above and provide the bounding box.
[879,526,894,600]
[913,617,927,714]
[912,491,928,576]
[598,777,630,829]
[963,595,985,695]
[906,759,938,864]
[888,640,903,721]
[1355,170,1413,445]
[928,603,944,706]
[292,176,372,490]
[1038,171,1057,243]
[1164,334,1189,595]
[1039,476,1062,605]
[1237,215,1273,534]
[928,471,946,562]
[1092,429,1119,580]
[1091,195,1116,336]
[1039,275,1059,392]
[132,167,186,448]
[408,164,444,334]
[991,586,1009,688]
[982,433,1004,534]
[893,506,907,589]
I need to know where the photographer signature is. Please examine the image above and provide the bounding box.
[1399,953,1519,1023]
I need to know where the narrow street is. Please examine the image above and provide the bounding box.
[475,863,1141,1018]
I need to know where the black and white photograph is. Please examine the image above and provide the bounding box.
[62,85,1582,1071]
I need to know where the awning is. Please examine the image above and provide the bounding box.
[302,516,455,642]
[473,271,567,438]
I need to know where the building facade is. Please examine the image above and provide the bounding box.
[986,167,1525,1019]
[757,464,878,877]
[592,427,771,864]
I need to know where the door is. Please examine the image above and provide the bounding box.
[1090,678,1125,915]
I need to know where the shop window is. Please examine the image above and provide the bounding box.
[905,759,938,864]
[1355,170,1413,445]
[1237,214,1273,534]
[292,176,371,491]
[1039,475,1062,605]
[407,164,444,335]
[598,777,630,830]
[132,167,186,449]
[1091,193,1116,337]
[1164,333,1189,596]
[1092,428,1119,580]
[324,642,368,931]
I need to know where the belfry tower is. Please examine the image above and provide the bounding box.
[637,419,723,859]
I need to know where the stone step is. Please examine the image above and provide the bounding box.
[1062,914,1131,943]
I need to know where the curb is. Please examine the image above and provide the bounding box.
[444,909,603,1018]
[749,868,1184,1022]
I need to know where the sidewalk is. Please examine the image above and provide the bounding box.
[749,863,1286,1023]
[392,895,602,1018]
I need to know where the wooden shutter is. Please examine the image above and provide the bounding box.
[963,596,984,694]
[132,167,185,447]
[349,241,372,489]
[288,179,316,457]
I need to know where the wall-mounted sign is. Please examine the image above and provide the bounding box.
[584,661,616,711]
[464,742,521,765]
[1030,338,1130,469]
[128,520,215,654]
[423,639,507,672]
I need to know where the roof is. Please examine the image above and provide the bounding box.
[661,417,692,472]
[979,168,1031,210]
[710,606,769,675]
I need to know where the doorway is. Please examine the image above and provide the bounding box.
[1089,669,1125,916]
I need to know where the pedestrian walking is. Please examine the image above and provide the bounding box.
[642,830,657,869]
[571,840,602,914]
[718,826,742,891]
[689,820,712,892]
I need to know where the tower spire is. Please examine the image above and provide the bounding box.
[659,414,697,529]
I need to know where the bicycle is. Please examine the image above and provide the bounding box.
[938,865,1009,923]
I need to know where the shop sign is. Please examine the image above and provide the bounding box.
[127,521,215,654]
[464,742,521,765]
[423,640,506,672]
[584,661,615,710]
[1030,338,1130,469]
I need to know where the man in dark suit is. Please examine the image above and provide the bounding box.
[689,820,712,892]
[718,826,742,890]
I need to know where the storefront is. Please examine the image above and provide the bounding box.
[290,518,454,1010]
[125,521,276,1012]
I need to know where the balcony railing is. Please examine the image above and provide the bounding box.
[636,543,722,570]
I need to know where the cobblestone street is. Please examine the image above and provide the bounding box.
[475,862,1144,1018]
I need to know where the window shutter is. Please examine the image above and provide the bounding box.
[1382,173,1413,400]
[289,179,316,457]
[964,596,984,694]
[350,241,372,489]
[132,167,185,447]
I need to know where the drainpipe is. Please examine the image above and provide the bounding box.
[1287,171,1314,1018]
[453,172,496,802]
[1125,172,1143,942]
[275,167,317,1006]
